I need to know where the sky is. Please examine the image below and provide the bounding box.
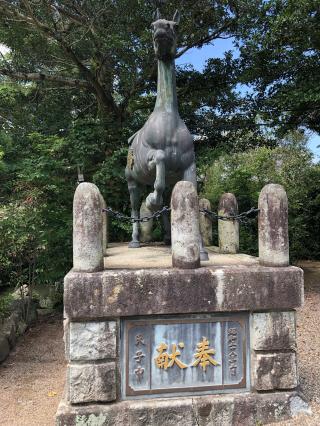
[176,39,320,161]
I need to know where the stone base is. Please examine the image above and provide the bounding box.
[0,298,38,364]
[59,245,306,425]
[56,391,310,426]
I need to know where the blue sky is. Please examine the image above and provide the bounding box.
[176,39,320,160]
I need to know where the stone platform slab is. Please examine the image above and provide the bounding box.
[104,243,259,269]
[56,391,310,426]
[65,264,303,319]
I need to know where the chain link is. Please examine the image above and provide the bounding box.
[103,206,259,224]
[102,206,171,224]
[200,207,260,224]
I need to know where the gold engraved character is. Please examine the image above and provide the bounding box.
[155,343,170,369]
[168,343,187,369]
[192,337,220,372]
[155,342,187,370]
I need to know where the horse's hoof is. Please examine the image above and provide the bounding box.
[200,249,209,261]
[128,241,140,248]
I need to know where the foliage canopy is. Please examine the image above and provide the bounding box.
[202,135,320,260]
[0,1,319,287]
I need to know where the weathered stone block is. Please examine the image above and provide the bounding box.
[69,321,117,361]
[148,399,196,426]
[171,181,201,269]
[63,318,69,361]
[73,182,104,272]
[64,266,303,319]
[251,311,296,350]
[56,391,309,426]
[218,193,239,254]
[37,308,55,316]
[0,334,10,362]
[2,315,17,348]
[17,320,27,336]
[68,362,116,404]
[27,302,38,323]
[252,352,297,390]
[258,183,289,266]
[140,201,153,243]
[196,397,235,425]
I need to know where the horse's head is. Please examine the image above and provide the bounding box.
[151,9,180,61]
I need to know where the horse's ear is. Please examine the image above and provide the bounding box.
[172,10,181,24]
[153,8,161,21]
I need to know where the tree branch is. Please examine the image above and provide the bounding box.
[0,1,34,25]
[0,68,91,88]
[120,61,157,113]
[0,1,118,114]
[18,0,119,116]
[175,22,234,58]
[50,4,88,25]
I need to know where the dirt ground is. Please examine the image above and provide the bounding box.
[274,261,320,426]
[0,261,319,426]
[0,313,65,426]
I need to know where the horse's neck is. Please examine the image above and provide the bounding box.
[154,59,178,113]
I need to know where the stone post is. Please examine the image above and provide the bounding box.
[171,181,201,269]
[140,201,153,243]
[218,193,239,254]
[73,182,104,272]
[199,198,213,246]
[258,183,289,266]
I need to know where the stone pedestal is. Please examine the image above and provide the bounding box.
[56,244,308,426]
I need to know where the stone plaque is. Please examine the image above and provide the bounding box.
[121,314,248,398]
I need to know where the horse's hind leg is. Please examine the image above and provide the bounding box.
[126,172,141,248]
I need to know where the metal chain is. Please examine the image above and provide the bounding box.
[103,206,259,224]
[102,206,171,224]
[200,207,260,224]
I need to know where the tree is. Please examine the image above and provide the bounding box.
[1,1,319,290]
[0,1,240,122]
[202,132,320,259]
[237,0,320,134]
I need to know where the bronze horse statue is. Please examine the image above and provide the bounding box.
[125,9,208,260]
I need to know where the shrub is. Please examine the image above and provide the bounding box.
[202,142,320,260]
[0,293,14,322]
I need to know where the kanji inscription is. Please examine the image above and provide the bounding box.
[123,315,248,398]
[192,337,220,371]
[155,342,188,370]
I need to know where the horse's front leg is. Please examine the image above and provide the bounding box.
[126,171,141,248]
[146,150,165,211]
[183,162,209,261]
